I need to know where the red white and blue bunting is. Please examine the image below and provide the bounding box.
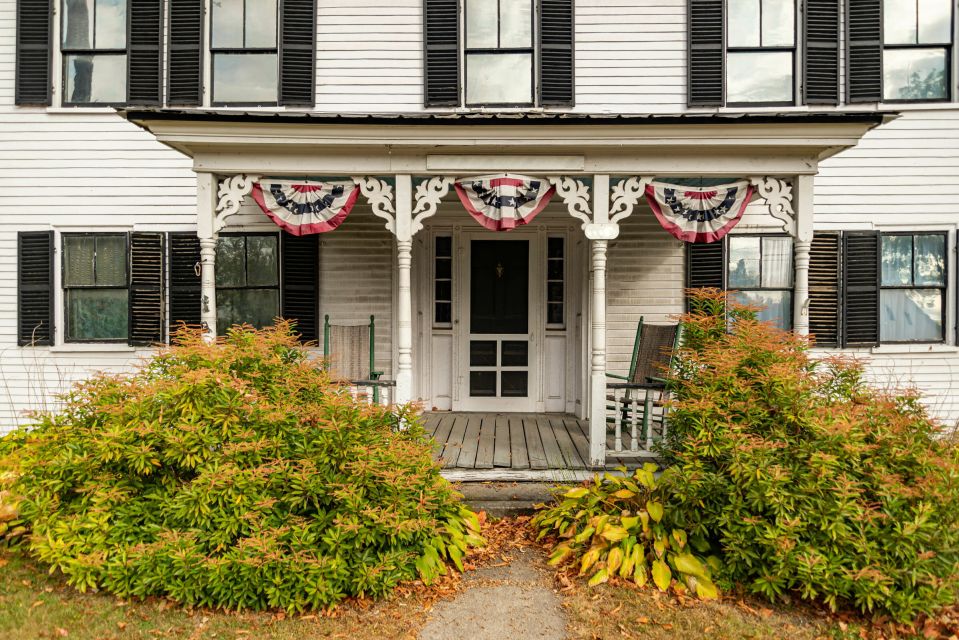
[644,180,755,243]
[454,174,555,231]
[251,180,360,236]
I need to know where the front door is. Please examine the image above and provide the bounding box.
[463,239,533,410]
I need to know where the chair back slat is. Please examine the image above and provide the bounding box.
[328,324,370,380]
[629,323,679,385]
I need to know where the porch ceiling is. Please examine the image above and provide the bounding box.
[120,109,895,177]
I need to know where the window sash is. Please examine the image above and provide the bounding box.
[727,234,794,330]
[209,0,280,105]
[725,0,797,105]
[879,232,948,343]
[215,234,280,335]
[463,0,536,106]
[62,233,130,343]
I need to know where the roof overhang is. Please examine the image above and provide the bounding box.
[120,109,896,177]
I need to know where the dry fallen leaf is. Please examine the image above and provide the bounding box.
[55,628,69,637]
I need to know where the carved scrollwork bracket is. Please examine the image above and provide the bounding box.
[549,177,592,228]
[215,174,260,233]
[353,176,397,234]
[609,176,653,224]
[749,176,795,235]
[412,176,455,236]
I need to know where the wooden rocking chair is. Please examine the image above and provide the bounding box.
[605,317,681,453]
[323,315,384,401]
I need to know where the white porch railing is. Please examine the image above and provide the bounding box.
[605,383,667,457]
[346,379,396,407]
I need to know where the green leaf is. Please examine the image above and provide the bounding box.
[646,501,664,523]
[587,568,609,587]
[672,552,707,578]
[694,577,720,600]
[601,526,628,542]
[652,559,672,591]
[564,487,589,499]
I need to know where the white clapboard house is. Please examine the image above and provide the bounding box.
[2,0,958,476]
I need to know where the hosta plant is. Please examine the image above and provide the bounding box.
[0,323,483,612]
[532,464,719,599]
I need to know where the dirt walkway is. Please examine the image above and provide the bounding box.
[418,547,566,640]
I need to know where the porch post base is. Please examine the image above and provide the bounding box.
[589,372,607,467]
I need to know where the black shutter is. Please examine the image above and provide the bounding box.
[424,0,460,107]
[129,232,165,346]
[687,0,724,107]
[279,0,316,107]
[846,0,882,102]
[168,233,202,341]
[17,231,54,346]
[841,231,880,347]
[167,0,203,105]
[15,0,52,105]
[686,242,725,311]
[539,0,574,107]
[128,0,163,105]
[804,0,840,105]
[280,232,319,342]
[808,232,841,347]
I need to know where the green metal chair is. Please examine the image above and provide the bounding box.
[605,317,682,452]
[323,315,384,401]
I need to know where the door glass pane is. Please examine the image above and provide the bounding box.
[62,0,94,48]
[547,237,564,258]
[880,289,942,341]
[67,289,128,340]
[918,0,952,42]
[470,240,529,333]
[246,0,278,47]
[500,0,532,47]
[435,302,452,324]
[217,289,279,334]
[883,0,918,44]
[216,236,247,287]
[470,340,497,366]
[95,0,127,48]
[435,279,452,301]
[64,54,127,103]
[761,0,795,46]
[501,341,528,366]
[883,48,948,100]
[727,0,760,47]
[436,236,452,256]
[436,258,452,279]
[470,371,497,397]
[728,236,761,288]
[95,235,127,286]
[213,53,278,103]
[726,51,793,103]
[466,53,533,105]
[212,0,244,48]
[246,235,278,286]
[547,260,563,280]
[914,234,945,286]
[466,0,498,48]
[500,371,528,397]
[732,290,792,329]
[761,237,793,288]
[64,236,95,286]
[547,302,564,325]
[881,235,913,285]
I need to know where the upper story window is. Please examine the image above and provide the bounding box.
[726,0,796,105]
[62,0,128,105]
[464,0,534,106]
[211,0,280,105]
[882,0,953,101]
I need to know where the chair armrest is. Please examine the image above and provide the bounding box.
[370,371,384,380]
[647,376,667,384]
[606,373,629,381]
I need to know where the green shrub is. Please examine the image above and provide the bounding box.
[532,464,720,599]
[0,323,482,611]
[662,289,959,622]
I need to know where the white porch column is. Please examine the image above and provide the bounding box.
[196,172,218,342]
[394,174,414,405]
[792,175,815,336]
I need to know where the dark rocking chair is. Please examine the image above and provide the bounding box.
[605,317,681,453]
[323,315,385,402]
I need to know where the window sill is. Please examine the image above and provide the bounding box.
[49,343,141,353]
[870,344,958,355]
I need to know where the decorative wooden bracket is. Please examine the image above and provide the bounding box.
[549,177,592,228]
[214,174,260,233]
[412,176,455,236]
[749,176,796,235]
[353,176,397,234]
[609,176,654,224]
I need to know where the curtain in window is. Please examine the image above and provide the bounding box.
[645,180,755,243]
[251,180,360,235]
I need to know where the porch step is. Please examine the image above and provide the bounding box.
[454,482,558,517]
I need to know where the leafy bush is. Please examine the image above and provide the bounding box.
[532,464,720,599]
[0,323,482,611]
[662,289,959,622]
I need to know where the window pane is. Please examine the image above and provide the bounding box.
[245,235,278,286]
[918,0,951,42]
[500,0,532,48]
[436,236,452,257]
[63,0,93,48]
[880,289,942,341]
[914,234,945,286]
[436,258,452,279]
[728,0,760,47]
[547,303,564,325]
[470,371,497,397]
[728,236,761,288]
[726,51,793,103]
[246,0,278,48]
[435,279,452,301]
[466,53,533,105]
[213,53,279,103]
[761,237,793,288]
[67,289,128,340]
[216,236,246,287]
[470,340,497,366]
[547,237,564,258]
[501,340,528,366]
[761,0,795,46]
[547,281,564,303]
[732,290,792,329]
[95,0,127,48]
[547,260,563,280]
[466,0,498,48]
[435,302,452,324]
[500,371,528,397]
[64,54,127,103]
[64,236,95,286]
[95,235,127,286]
[212,0,244,48]
[884,0,918,44]
[881,235,914,285]
[883,48,948,100]
[217,289,279,334]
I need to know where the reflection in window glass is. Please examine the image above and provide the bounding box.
[727,0,760,47]
[215,235,280,335]
[761,0,795,46]
[466,53,532,104]
[464,0,535,105]
[466,0,498,48]
[884,0,918,44]
[217,289,280,335]
[728,236,761,288]
[67,289,129,341]
[732,290,792,329]
[213,53,279,103]
[914,234,945,285]
[880,289,942,342]
[62,234,129,342]
[726,51,793,103]
[212,0,244,48]
[64,54,127,103]
[95,0,127,48]
[727,235,793,330]
[917,0,952,42]
[246,0,278,47]
[881,234,913,285]
[882,48,948,101]
[62,0,94,49]
[215,236,246,287]
[246,235,279,286]
[879,233,946,342]
[500,0,533,47]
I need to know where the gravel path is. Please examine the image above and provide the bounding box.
[418,548,566,640]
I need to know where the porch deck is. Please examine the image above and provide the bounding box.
[422,412,651,481]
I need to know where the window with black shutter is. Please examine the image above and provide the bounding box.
[15,0,52,105]
[424,0,460,106]
[168,233,202,339]
[841,231,880,346]
[280,232,319,342]
[688,0,724,107]
[846,0,883,102]
[129,232,165,346]
[17,231,54,346]
[804,0,840,104]
[62,233,130,342]
[686,242,726,291]
[61,0,129,105]
[880,0,952,101]
[279,0,317,107]
[128,0,163,105]
[808,232,841,346]
[725,0,796,105]
[879,232,947,342]
[727,235,794,329]
[167,0,203,105]
[215,233,280,335]
[539,0,574,106]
